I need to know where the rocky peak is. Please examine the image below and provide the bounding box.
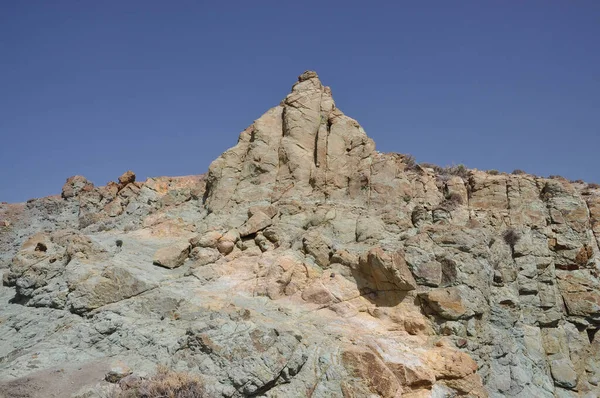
[1,71,600,398]
[204,70,375,224]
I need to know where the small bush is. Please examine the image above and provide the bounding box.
[511,169,526,175]
[441,192,464,209]
[402,154,417,170]
[502,228,520,247]
[588,183,600,190]
[487,170,499,175]
[116,240,123,248]
[112,366,207,398]
[420,163,444,174]
[548,175,567,181]
[442,164,470,179]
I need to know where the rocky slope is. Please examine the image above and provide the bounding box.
[1,71,599,398]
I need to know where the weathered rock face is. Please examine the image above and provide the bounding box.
[1,71,600,398]
[203,70,375,224]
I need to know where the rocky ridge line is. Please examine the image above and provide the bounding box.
[0,71,599,397]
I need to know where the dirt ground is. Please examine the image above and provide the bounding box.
[0,359,113,398]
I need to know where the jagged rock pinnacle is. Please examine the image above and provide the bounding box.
[2,71,600,398]
[204,71,375,220]
[298,70,319,82]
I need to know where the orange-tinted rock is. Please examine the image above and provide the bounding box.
[118,170,136,188]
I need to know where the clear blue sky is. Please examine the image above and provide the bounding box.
[1,1,599,203]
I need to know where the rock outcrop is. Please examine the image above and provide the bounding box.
[1,71,599,398]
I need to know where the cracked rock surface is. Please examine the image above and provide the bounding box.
[1,71,600,397]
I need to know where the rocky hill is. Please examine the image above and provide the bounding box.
[1,71,599,398]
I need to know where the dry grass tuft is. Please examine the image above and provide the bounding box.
[110,365,207,398]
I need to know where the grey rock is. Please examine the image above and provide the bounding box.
[2,71,600,398]
[551,358,579,389]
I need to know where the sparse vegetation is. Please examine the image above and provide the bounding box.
[419,162,443,173]
[511,169,526,175]
[442,164,470,179]
[441,192,464,210]
[487,170,499,175]
[402,154,417,170]
[502,228,520,248]
[548,175,567,181]
[109,366,207,398]
[418,162,470,180]
[588,183,600,190]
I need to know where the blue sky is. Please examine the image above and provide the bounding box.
[1,1,599,203]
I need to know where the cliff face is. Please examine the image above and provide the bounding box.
[1,71,599,398]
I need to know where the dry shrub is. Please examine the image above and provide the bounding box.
[548,175,567,181]
[402,154,418,170]
[420,162,444,173]
[442,164,469,179]
[441,192,464,210]
[487,170,500,175]
[114,366,207,398]
[502,228,520,247]
[511,169,526,175]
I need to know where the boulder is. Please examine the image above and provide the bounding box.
[62,175,94,199]
[118,170,136,188]
[216,229,239,255]
[356,247,417,292]
[190,247,221,266]
[190,231,222,248]
[303,231,332,268]
[239,211,272,237]
[419,285,486,320]
[105,360,132,383]
[550,358,578,389]
[153,241,191,269]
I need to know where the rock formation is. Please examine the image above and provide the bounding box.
[1,71,599,397]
